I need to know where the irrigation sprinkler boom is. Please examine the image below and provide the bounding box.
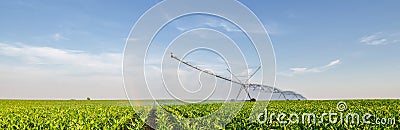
[170,53,242,85]
[170,53,305,101]
[170,53,253,100]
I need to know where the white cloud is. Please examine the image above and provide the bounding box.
[360,32,400,45]
[201,19,271,35]
[0,42,121,76]
[173,15,275,36]
[31,33,69,43]
[125,37,140,42]
[52,33,68,41]
[325,59,341,67]
[176,27,187,32]
[175,18,241,33]
[0,42,125,99]
[278,59,341,77]
[203,20,241,32]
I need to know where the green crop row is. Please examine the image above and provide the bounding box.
[0,100,398,129]
[0,100,150,129]
[165,100,400,129]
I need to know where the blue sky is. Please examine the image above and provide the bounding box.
[0,0,399,100]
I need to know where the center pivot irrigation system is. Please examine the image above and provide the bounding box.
[170,53,306,101]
